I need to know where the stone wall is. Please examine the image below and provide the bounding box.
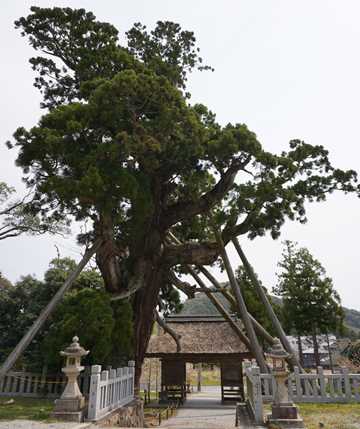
[93,399,144,427]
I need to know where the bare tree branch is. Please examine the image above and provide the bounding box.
[154,309,181,352]
[168,271,196,298]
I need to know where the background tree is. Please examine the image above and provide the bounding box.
[8,7,359,383]
[0,272,12,289]
[0,258,133,371]
[274,241,344,366]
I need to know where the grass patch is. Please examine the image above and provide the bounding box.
[187,368,221,386]
[265,403,360,429]
[0,397,54,421]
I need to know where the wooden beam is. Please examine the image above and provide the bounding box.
[166,232,275,347]
[215,230,268,373]
[185,266,252,350]
[196,265,275,345]
[232,237,303,371]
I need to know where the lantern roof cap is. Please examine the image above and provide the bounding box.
[60,336,89,357]
[266,338,290,359]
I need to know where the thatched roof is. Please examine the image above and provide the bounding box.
[146,316,250,357]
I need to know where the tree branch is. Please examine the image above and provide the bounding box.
[163,241,219,266]
[168,271,196,298]
[162,157,251,229]
[110,260,147,301]
[154,309,181,352]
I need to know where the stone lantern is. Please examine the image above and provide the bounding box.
[266,338,304,428]
[52,336,89,422]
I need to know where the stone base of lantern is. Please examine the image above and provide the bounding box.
[267,403,305,428]
[51,397,85,422]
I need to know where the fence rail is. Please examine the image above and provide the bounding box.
[87,361,135,421]
[245,365,360,424]
[0,369,90,398]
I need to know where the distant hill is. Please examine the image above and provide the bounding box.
[178,290,360,336]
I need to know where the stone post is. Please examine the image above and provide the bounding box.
[266,338,304,428]
[51,336,89,422]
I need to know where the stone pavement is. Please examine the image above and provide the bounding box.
[160,387,238,428]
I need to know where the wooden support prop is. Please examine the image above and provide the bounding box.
[215,230,268,373]
[186,267,251,350]
[197,265,275,345]
[166,232,274,347]
[0,239,102,380]
[232,237,303,371]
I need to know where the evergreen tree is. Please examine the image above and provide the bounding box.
[8,7,359,383]
[274,241,344,366]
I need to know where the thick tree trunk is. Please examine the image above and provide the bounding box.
[133,265,164,391]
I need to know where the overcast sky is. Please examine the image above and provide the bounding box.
[1,1,359,309]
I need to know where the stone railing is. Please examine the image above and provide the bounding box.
[245,365,360,424]
[0,369,90,398]
[87,361,135,421]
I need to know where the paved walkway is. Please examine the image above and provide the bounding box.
[160,387,237,428]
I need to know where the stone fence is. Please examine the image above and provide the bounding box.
[245,365,360,424]
[87,361,135,421]
[0,368,90,398]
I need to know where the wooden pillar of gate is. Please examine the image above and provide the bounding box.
[160,359,186,404]
[220,359,244,403]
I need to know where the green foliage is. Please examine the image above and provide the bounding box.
[342,340,360,366]
[11,7,359,254]
[158,284,183,317]
[274,241,344,336]
[42,288,115,368]
[109,300,134,367]
[0,258,133,371]
[0,272,12,289]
